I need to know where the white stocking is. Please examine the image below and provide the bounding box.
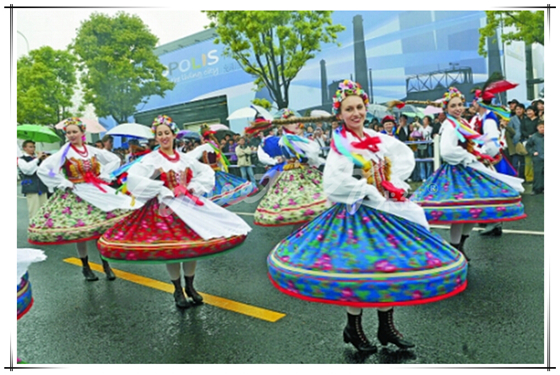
[346,307,362,315]
[76,242,88,258]
[166,263,181,280]
[450,224,463,244]
[182,261,196,277]
[462,223,475,236]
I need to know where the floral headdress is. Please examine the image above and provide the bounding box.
[151,115,179,135]
[62,117,86,133]
[280,108,297,119]
[332,79,369,115]
[441,87,465,110]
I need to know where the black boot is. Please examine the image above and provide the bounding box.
[184,275,203,305]
[80,256,99,281]
[101,259,116,281]
[479,223,502,236]
[343,312,378,353]
[171,279,190,308]
[377,309,415,349]
[451,240,470,263]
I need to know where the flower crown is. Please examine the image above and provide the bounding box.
[280,108,297,119]
[151,115,179,135]
[63,117,86,133]
[442,87,465,109]
[332,79,369,115]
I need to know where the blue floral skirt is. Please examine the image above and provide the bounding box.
[17,272,33,320]
[268,203,468,307]
[410,163,526,224]
[203,171,257,207]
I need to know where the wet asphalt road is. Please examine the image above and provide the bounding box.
[16,183,545,364]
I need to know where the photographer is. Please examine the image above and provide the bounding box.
[235,136,257,186]
[17,140,50,221]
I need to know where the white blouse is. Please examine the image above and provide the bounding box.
[37,143,138,211]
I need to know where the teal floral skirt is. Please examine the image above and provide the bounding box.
[268,203,468,307]
[28,189,131,245]
[410,163,526,224]
[17,272,33,320]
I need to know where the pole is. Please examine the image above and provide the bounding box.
[433,134,441,170]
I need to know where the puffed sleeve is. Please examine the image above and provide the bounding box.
[17,157,40,175]
[91,147,121,181]
[184,143,213,161]
[37,145,74,192]
[126,153,172,203]
[323,150,386,208]
[257,145,278,165]
[185,157,215,195]
[377,133,414,191]
[480,117,501,157]
[440,120,477,166]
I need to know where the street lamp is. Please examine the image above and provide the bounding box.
[17,30,30,55]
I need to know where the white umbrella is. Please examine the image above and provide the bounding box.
[424,105,442,115]
[310,109,332,118]
[227,104,273,121]
[209,124,230,131]
[106,123,153,139]
[368,104,391,119]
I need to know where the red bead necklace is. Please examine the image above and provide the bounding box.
[159,149,180,162]
[71,144,89,158]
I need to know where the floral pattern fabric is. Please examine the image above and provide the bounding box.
[28,189,130,245]
[17,272,33,320]
[410,163,526,224]
[97,198,247,263]
[267,203,468,307]
[203,171,257,207]
[254,166,329,226]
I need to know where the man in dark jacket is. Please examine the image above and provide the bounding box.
[395,114,409,143]
[17,140,49,221]
[526,121,544,195]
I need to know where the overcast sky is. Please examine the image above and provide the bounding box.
[16,8,212,59]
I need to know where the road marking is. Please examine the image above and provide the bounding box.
[231,211,544,236]
[63,257,286,323]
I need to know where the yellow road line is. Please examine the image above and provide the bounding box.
[63,257,286,323]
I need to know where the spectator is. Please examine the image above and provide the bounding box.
[521,105,539,183]
[94,140,104,149]
[314,129,328,159]
[17,140,49,221]
[235,137,257,186]
[509,103,526,179]
[101,134,114,152]
[507,99,519,112]
[407,122,422,182]
[379,115,396,136]
[395,114,409,143]
[418,116,434,181]
[432,112,445,136]
[305,125,315,139]
[533,99,544,121]
[220,138,229,154]
[148,138,157,150]
[525,121,544,195]
[228,139,238,164]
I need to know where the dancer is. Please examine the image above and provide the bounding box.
[28,118,137,281]
[97,115,252,308]
[410,87,526,261]
[251,109,330,227]
[185,123,257,207]
[267,80,468,353]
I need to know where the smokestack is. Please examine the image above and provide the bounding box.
[353,15,369,94]
[320,59,328,106]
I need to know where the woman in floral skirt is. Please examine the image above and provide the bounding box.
[267,80,468,353]
[28,118,138,281]
[97,115,252,308]
[251,109,330,227]
[410,87,526,261]
[185,123,256,207]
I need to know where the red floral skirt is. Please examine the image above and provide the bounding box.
[97,198,247,263]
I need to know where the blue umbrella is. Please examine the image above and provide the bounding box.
[177,130,201,140]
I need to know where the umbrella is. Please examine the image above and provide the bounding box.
[17,124,61,143]
[310,109,332,118]
[176,130,201,140]
[227,104,274,121]
[105,123,153,139]
[55,118,106,133]
[424,105,443,116]
[393,104,423,115]
[209,124,230,131]
[368,104,391,119]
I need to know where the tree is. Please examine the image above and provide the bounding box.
[17,46,77,125]
[71,11,175,124]
[478,11,544,57]
[204,11,345,109]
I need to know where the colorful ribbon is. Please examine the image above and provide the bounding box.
[330,127,369,168]
[478,101,511,121]
[206,141,230,173]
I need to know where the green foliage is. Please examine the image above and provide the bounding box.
[71,11,175,124]
[251,97,272,110]
[479,11,544,57]
[204,11,344,109]
[17,46,77,125]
